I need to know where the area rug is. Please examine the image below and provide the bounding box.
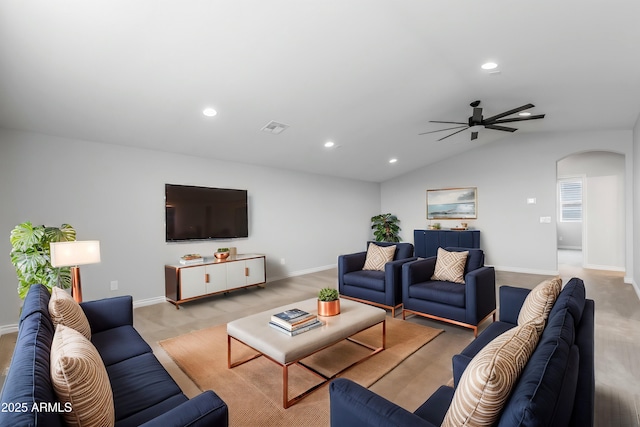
[160,317,443,427]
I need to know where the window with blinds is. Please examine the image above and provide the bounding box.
[558,179,583,222]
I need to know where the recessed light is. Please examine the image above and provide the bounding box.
[203,108,217,117]
[481,62,498,70]
[389,158,398,164]
[324,141,335,148]
[518,112,532,117]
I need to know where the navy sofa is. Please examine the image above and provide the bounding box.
[0,284,228,427]
[402,247,496,337]
[339,242,416,317]
[330,277,594,427]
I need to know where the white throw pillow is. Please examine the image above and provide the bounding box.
[431,248,468,284]
[518,276,562,326]
[49,286,92,340]
[362,243,396,271]
[50,324,115,427]
[441,320,542,427]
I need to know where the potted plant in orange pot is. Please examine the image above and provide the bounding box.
[214,247,230,260]
[318,287,340,316]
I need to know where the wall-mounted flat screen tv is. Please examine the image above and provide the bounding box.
[165,184,248,241]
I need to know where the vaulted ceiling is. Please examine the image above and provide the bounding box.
[1,1,639,182]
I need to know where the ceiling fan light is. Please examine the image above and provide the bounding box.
[518,112,532,117]
[469,125,483,132]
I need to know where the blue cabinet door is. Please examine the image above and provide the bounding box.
[413,230,480,257]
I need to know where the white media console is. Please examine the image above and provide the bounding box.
[165,254,266,308]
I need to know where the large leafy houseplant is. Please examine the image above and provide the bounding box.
[371,213,401,242]
[10,222,76,299]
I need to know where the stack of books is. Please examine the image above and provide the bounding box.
[179,254,203,265]
[269,308,323,336]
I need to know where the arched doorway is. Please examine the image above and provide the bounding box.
[556,151,625,271]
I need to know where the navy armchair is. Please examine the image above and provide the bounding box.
[338,241,416,317]
[402,247,495,336]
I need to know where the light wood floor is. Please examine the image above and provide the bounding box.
[1,250,638,426]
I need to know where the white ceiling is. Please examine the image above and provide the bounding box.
[1,1,639,182]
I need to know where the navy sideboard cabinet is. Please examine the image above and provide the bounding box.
[413,229,480,258]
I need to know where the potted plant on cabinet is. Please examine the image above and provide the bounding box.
[371,213,401,242]
[215,247,230,260]
[9,222,76,299]
[318,287,340,316]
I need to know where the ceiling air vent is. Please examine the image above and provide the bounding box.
[260,120,290,135]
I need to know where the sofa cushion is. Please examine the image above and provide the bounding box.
[518,277,562,326]
[91,325,153,366]
[442,320,541,427]
[408,281,465,308]
[49,286,92,340]
[0,311,63,427]
[363,243,396,271]
[50,324,115,427]
[115,394,187,427]
[548,277,586,324]
[19,283,53,326]
[107,353,184,422]
[342,270,385,291]
[498,308,579,427]
[432,248,468,284]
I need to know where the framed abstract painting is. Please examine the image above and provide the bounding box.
[427,187,477,220]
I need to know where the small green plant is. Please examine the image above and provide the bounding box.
[371,213,401,242]
[217,247,230,253]
[318,287,339,302]
[9,222,76,299]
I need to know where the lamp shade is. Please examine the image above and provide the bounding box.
[50,241,101,267]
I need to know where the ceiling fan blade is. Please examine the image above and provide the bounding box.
[429,120,467,125]
[490,114,546,124]
[472,107,482,123]
[471,131,479,141]
[483,103,535,123]
[437,127,469,141]
[484,124,517,132]
[419,125,468,135]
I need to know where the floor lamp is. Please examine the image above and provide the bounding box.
[50,240,101,303]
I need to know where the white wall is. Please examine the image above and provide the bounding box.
[381,130,633,276]
[557,151,626,270]
[0,129,380,327]
[556,221,582,249]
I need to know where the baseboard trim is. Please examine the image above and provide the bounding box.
[558,245,582,250]
[133,296,168,308]
[583,263,625,273]
[267,264,337,283]
[0,324,18,336]
[491,265,560,276]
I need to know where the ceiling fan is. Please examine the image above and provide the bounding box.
[420,100,545,141]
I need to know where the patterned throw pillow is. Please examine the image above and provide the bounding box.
[362,244,396,271]
[431,248,468,284]
[49,286,92,340]
[518,276,562,326]
[50,324,115,427]
[441,320,542,427]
